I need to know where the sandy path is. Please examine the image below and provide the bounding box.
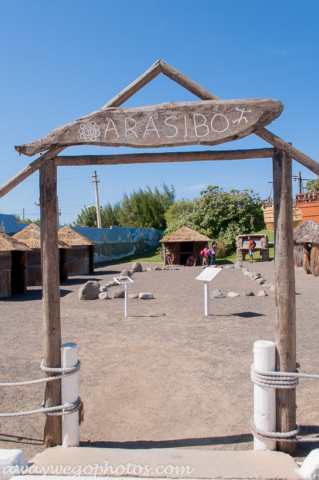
[0,260,318,460]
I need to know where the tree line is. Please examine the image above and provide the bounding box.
[73,183,175,231]
[74,183,265,248]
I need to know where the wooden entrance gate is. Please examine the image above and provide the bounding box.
[1,60,319,454]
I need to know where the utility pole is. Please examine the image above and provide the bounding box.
[23,208,25,222]
[92,171,102,228]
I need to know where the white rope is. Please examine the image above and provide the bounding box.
[251,364,319,389]
[251,363,319,442]
[0,397,82,417]
[251,418,319,443]
[0,361,81,417]
[0,360,80,387]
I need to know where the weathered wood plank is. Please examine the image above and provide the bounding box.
[160,60,319,175]
[54,148,274,166]
[256,128,319,176]
[15,99,283,156]
[40,160,62,447]
[0,147,64,199]
[100,60,162,110]
[160,60,220,101]
[273,149,297,455]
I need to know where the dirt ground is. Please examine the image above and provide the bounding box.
[0,260,319,461]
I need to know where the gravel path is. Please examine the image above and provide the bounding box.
[0,260,318,460]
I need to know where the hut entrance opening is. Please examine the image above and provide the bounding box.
[180,242,194,265]
[2,60,319,453]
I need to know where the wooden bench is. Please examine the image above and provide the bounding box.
[236,234,269,261]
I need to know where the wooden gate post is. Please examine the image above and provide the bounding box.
[273,148,297,454]
[40,159,62,447]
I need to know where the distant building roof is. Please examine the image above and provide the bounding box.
[0,230,31,252]
[160,226,211,243]
[58,226,95,247]
[293,220,319,244]
[14,223,69,249]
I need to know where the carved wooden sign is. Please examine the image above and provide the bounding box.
[15,99,283,156]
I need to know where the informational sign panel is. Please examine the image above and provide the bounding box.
[114,276,134,285]
[196,267,222,282]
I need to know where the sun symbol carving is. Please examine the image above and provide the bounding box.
[78,121,101,142]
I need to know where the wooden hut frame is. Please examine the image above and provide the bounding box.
[1,60,319,452]
[58,226,95,275]
[14,223,69,285]
[293,220,319,275]
[160,226,211,265]
[0,230,30,297]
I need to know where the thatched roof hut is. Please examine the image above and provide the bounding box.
[160,226,211,266]
[0,230,30,298]
[293,220,319,275]
[14,223,69,286]
[14,223,68,249]
[293,220,319,244]
[58,226,95,275]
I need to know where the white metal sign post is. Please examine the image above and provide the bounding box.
[114,276,134,318]
[196,268,222,316]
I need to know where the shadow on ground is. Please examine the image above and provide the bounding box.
[80,434,253,449]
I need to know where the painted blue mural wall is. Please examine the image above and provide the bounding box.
[72,226,162,263]
[0,214,16,235]
[0,214,162,263]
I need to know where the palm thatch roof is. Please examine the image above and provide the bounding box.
[160,226,211,243]
[13,223,69,249]
[0,230,31,252]
[58,226,95,247]
[293,220,319,244]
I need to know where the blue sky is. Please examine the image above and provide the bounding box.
[0,0,318,225]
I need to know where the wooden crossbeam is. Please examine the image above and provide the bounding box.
[54,148,274,167]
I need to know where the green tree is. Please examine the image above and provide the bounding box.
[164,199,195,235]
[73,206,99,227]
[115,183,175,230]
[305,178,319,192]
[15,215,40,224]
[164,186,265,246]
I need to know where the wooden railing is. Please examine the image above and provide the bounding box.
[295,192,319,204]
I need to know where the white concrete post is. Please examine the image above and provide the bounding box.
[204,281,210,316]
[61,342,79,447]
[253,340,276,451]
[125,283,128,317]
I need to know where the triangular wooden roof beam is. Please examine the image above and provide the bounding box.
[1,60,319,200]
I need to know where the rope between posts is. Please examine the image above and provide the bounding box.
[251,364,319,389]
[251,363,319,442]
[251,418,319,443]
[0,360,81,387]
[0,397,82,417]
[0,361,81,417]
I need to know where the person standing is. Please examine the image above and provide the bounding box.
[248,236,256,263]
[210,241,218,265]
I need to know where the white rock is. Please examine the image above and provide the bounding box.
[128,293,138,299]
[225,265,234,269]
[131,262,142,272]
[228,292,240,297]
[257,290,268,297]
[269,285,275,292]
[100,285,108,293]
[0,449,28,480]
[78,281,100,300]
[256,278,265,284]
[145,267,152,272]
[299,448,319,480]
[139,293,153,299]
[105,280,117,287]
[244,270,251,276]
[242,268,249,273]
[99,292,109,300]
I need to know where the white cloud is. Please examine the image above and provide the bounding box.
[265,47,289,56]
[183,183,208,191]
